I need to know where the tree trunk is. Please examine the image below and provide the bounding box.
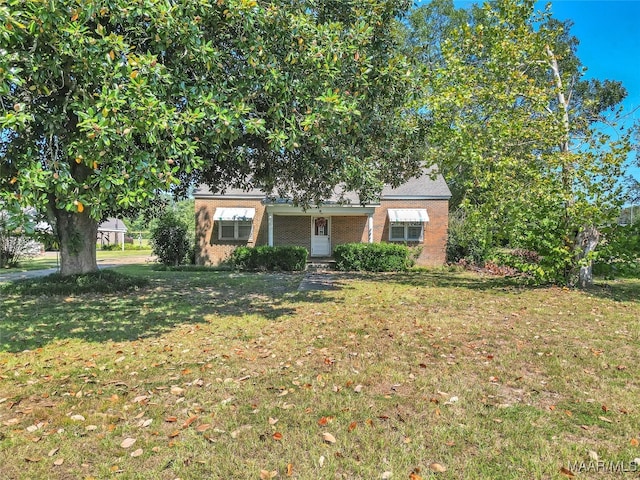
[575,226,600,288]
[55,209,99,276]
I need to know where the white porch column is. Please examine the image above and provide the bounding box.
[367,213,374,243]
[268,212,274,247]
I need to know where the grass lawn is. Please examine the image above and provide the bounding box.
[0,268,639,479]
[0,249,153,274]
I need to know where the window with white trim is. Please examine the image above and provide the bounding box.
[219,220,253,240]
[389,222,424,242]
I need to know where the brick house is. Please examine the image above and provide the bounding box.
[194,169,451,267]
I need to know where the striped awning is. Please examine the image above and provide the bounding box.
[387,208,429,223]
[213,208,256,221]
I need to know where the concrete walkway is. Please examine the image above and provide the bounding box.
[297,264,338,292]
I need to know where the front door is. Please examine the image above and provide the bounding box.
[311,216,331,257]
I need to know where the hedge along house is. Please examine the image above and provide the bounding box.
[194,169,451,267]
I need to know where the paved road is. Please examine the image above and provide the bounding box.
[0,253,156,283]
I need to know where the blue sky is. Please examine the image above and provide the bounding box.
[427,0,640,181]
[541,0,640,180]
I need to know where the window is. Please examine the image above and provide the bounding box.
[213,207,256,241]
[219,220,253,240]
[389,222,423,242]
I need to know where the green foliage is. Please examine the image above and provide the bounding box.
[411,0,631,287]
[593,223,640,278]
[229,246,308,272]
[1,0,422,275]
[445,208,494,265]
[150,212,190,267]
[333,242,412,272]
[1,270,148,296]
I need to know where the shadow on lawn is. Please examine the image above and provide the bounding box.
[0,270,337,353]
[335,270,533,292]
[335,270,640,302]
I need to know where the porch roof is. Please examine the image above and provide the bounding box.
[266,204,376,216]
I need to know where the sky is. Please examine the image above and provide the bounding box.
[540,0,640,180]
[429,0,640,181]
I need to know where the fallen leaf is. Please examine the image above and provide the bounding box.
[322,432,336,444]
[25,457,41,463]
[273,432,283,441]
[348,421,357,432]
[354,384,363,393]
[259,469,277,479]
[588,450,599,462]
[429,462,446,473]
[409,473,422,480]
[230,425,252,439]
[287,463,293,476]
[170,386,185,396]
[120,438,136,449]
[268,417,279,425]
[631,438,639,447]
[168,430,180,438]
[559,466,575,478]
[381,472,393,479]
[86,425,98,431]
[48,448,59,457]
[317,416,332,426]
[182,416,198,429]
[165,416,178,423]
[70,414,85,422]
[318,456,325,467]
[196,424,211,433]
[53,458,64,466]
[598,416,612,423]
[130,448,143,458]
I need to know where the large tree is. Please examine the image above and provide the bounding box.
[1,0,422,275]
[410,0,632,286]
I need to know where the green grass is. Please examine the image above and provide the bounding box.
[0,249,153,274]
[0,269,639,479]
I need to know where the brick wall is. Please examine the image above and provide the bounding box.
[331,216,368,247]
[195,198,266,266]
[372,199,449,266]
[273,216,310,251]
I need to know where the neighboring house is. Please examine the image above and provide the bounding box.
[194,169,451,267]
[98,218,128,250]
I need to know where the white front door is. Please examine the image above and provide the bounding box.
[311,216,331,257]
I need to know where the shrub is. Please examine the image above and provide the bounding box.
[333,243,412,272]
[0,208,43,268]
[446,208,494,265]
[229,245,307,271]
[150,211,191,266]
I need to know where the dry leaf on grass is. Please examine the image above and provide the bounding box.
[322,432,336,444]
[130,448,143,458]
[559,466,575,478]
[53,458,64,466]
[429,462,446,473]
[259,469,277,479]
[120,438,136,449]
